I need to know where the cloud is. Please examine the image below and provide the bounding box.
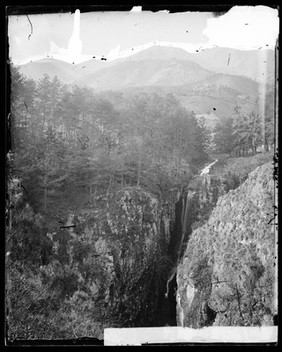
[203,6,279,49]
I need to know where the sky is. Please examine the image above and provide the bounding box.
[8,5,279,65]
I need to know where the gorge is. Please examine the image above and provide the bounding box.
[7,152,276,342]
[6,42,277,342]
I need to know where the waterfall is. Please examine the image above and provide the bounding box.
[164,190,196,299]
[200,159,218,176]
[182,191,195,242]
[157,160,217,326]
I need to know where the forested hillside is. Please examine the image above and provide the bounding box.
[9,65,210,225]
[6,66,211,339]
[17,46,275,132]
[6,62,276,341]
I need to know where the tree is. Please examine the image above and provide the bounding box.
[34,74,53,135]
[232,106,262,156]
[264,89,275,151]
[213,117,235,156]
[10,66,35,151]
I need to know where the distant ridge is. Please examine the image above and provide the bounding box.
[17,58,77,84]
[16,45,273,129]
[17,45,275,84]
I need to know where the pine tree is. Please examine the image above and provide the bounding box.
[213,117,235,156]
[232,106,262,156]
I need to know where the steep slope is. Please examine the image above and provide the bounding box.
[161,76,258,121]
[121,45,196,62]
[184,47,275,83]
[109,46,275,84]
[17,57,117,83]
[6,184,176,339]
[117,75,258,124]
[73,59,213,90]
[191,72,258,98]
[177,162,277,328]
[16,46,264,127]
[17,46,275,86]
[17,58,78,83]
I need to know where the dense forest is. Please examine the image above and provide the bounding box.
[7,66,210,339]
[9,65,212,219]
[6,65,275,340]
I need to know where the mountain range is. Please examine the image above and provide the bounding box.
[17,46,275,84]
[16,45,275,127]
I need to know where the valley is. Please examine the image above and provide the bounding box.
[17,45,274,131]
[7,43,277,342]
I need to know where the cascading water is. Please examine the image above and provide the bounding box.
[153,189,196,326]
[154,160,218,327]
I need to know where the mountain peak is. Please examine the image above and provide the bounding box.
[124,45,192,61]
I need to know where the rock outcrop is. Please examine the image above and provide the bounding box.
[176,162,277,328]
[48,186,175,337]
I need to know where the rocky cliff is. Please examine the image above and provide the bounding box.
[67,186,174,331]
[176,162,277,328]
[7,157,276,340]
[7,183,178,340]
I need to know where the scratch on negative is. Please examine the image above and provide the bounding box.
[26,14,33,40]
[227,53,231,66]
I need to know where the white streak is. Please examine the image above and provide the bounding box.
[130,6,142,12]
[67,9,82,62]
[200,159,218,176]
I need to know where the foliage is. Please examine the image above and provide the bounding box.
[213,117,234,155]
[232,107,262,154]
[6,175,172,340]
[9,67,209,225]
[212,98,274,156]
[211,151,273,185]
[10,65,268,339]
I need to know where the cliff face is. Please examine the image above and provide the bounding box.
[176,162,276,328]
[188,174,227,231]
[7,179,179,339]
[48,186,175,337]
[7,157,276,339]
